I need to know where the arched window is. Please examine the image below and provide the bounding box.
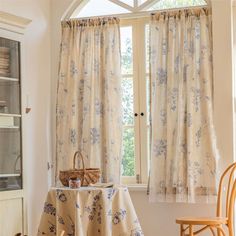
[69,0,208,185]
[71,0,207,18]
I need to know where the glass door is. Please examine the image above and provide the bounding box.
[0,37,22,191]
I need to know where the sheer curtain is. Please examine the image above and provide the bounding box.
[149,8,219,203]
[55,18,122,185]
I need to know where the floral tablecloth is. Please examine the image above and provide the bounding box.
[37,186,143,236]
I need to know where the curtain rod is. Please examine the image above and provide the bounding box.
[69,4,208,21]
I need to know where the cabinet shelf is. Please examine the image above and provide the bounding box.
[0,174,21,178]
[0,113,21,117]
[0,76,19,82]
[0,125,19,129]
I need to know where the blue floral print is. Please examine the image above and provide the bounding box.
[90,128,100,144]
[112,209,127,225]
[153,139,167,158]
[56,18,122,185]
[149,9,218,203]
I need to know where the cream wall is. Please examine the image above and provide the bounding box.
[0,0,51,235]
[0,0,234,235]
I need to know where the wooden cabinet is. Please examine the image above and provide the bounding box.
[0,11,31,236]
[0,35,22,192]
[0,195,23,236]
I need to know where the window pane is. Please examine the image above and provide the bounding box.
[147,126,151,173]
[121,27,133,75]
[145,24,149,74]
[138,0,147,5]
[120,0,134,6]
[77,0,130,18]
[148,0,207,10]
[146,76,150,125]
[122,77,134,125]
[122,127,135,176]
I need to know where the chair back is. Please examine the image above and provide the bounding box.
[217,162,236,233]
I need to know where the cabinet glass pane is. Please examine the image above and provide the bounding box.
[0,118,22,191]
[0,80,21,114]
[0,37,20,79]
[0,37,22,191]
[0,37,21,115]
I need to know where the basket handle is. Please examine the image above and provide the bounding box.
[73,151,85,171]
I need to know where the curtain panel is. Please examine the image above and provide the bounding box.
[55,18,122,185]
[149,8,219,203]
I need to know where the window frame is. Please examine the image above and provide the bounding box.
[120,17,150,185]
[69,0,208,19]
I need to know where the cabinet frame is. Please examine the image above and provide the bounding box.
[0,11,31,236]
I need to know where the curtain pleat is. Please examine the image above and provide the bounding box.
[149,8,219,203]
[55,18,122,185]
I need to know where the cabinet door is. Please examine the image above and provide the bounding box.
[0,37,22,191]
[0,198,23,236]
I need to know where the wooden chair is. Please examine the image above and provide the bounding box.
[176,162,236,236]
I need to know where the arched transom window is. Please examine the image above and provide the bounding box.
[71,0,208,18]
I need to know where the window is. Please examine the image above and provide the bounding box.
[71,0,207,19]
[120,18,150,184]
[70,0,208,184]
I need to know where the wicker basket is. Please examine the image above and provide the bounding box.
[59,151,101,187]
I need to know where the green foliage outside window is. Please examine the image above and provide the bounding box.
[150,0,207,10]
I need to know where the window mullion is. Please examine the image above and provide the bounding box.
[132,19,141,183]
[137,19,149,184]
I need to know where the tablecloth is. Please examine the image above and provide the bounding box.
[37,186,143,236]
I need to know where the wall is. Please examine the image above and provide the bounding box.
[0,0,51,235]
[50,0,235,236]
[1,0,234,235]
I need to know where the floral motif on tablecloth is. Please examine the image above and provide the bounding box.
[130,228,144,236]
[112,209,127,224]
[57,215,65,225]
[44,203,56,216]
[67,216,75,236]
[56,189,67,202]
[48,222,56,234]
[106,187,116,200]
[85,193,103,224]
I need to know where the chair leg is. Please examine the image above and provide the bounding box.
[180,224,184,236]
[189,225,193,236]
[216,226,227,236]
[228,225,234,236]
[209,226,216,236]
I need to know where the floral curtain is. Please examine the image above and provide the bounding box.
[149,8,219,203]
[55,18,122,185]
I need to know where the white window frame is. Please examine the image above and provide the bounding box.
[120,17,150,185]
[68,0,209,19]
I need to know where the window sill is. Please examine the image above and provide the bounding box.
[126,184,147,192]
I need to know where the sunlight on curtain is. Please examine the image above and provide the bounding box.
[149,8,219,203]
[55,18,122,185]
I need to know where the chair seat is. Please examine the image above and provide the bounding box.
[176,216,228,225]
